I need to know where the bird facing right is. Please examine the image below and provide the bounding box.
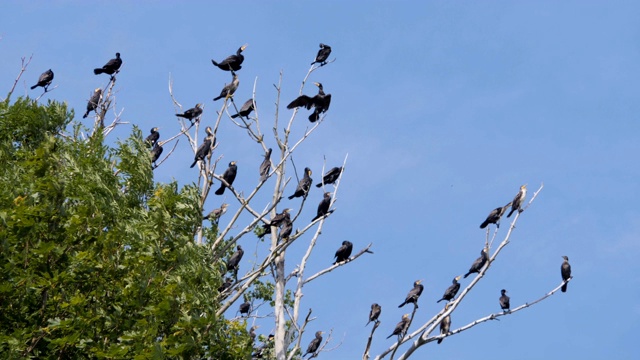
[366,303,381,326]
[507,184,527,218]
[303,331,323,357]
[398,280,424,308]
[561,256,572,292]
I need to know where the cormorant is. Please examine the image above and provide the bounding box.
[303,331,323,358]
[252,334,274,358]
[204,203,228,222]
[190,127,215,168]
[437,276,461,303]
[82,88,102,118]
[499,289,510,312]
[211,44,247,72]
[150,144,163,166]
[249,325,259,342]
[334,240,353,264]
[279,218,293,241]
[231,98,255,118]
[366,303,381,326]
[215,161,238,195]
[259,148,272,182]
[227,245,244,272]
[464,248,489,278]
[399,280,424,308]
[259,209,291,238]
[561,256,571,292]
[438,304,451,344]
[311,192,332,221]
[315,167,343,187]
[30,69,54,90]
[218,277,232,292]
[145,127,160,148]
[387,314,410,339]
[480,203,510,229]
[286,82,332,123]
[213,73,239,101]
[311,43,332,66]
[507,184,527,218]
[175,103,203,123]
[239,301,251,316]
[93,52,122,75]
[288,167,312,199]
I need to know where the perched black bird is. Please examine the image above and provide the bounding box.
[218,277,232,293]
[561,256,572,292]
[175,103,203,123]
[203,203,228,222]
[464,248,489,278]
[499,289,510,312]
[190,127,215,168]
[252,334,274,358]
[303,331,323,358]
[480,203,510,229]
[239,301,251,316]
[231,98,255,119]
[507,184,527,218]
[83,88,102,118]
[311,43,332,66]
[211,44,247,72]
[311,192,332,221]
[215,161,238,195]
[227,245,244,272]
[213,73,239,101]
[260,209,291,239]
[399,280,424,308]
[288,167,313,200]
[249,325,259,342]
[286,82,332,122]
[387,314,410,339]
[366,303,382,326]
[334,240,353,264]
[315,166,342,188]
[279,218,293,241]
[31,69,54,90]
[259,148,272,182]
[93,52,122,75]
[437,276,461,303]
[150,144,163,166]
[145,127,160,148]
[438,304,451,344]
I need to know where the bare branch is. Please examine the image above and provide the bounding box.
[6,54,32,99]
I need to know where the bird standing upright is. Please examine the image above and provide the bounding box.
[311,192,332,221]
[190,127,214,168]
[366,303,381,326]
[83,88,102,118]
[31,69,54,90]
[215,161,238,195]
[211,44,247,72]
[387,314,410,339]
[315,167,343,188]
[437,276,461,303]
[226,245,244,273]
[311,43,332,66]
[278,218,293,241]
[288,167,312,200]
[507,185,527,218]
[499,289,510,312]
[438,304,451,344]
[259,148,272,182]
[561,256,572,292]
[150,144,163,167]
[94,52,122,76]
[175,103,203,123]
[145,127,160,148]
[213,73,239,101]
[303,331,323,358]
[333,240,353,264]
[464,248,489,278]
[203,203,228,222]
[480,203,510,229]
[398,280,424,308]
[239,301,250,316]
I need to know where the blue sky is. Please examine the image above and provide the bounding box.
[2,1,639,359]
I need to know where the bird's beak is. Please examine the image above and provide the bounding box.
[241,44,248,50]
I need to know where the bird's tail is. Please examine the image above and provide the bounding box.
[211,59,219,66]
[215,186,225,195]
[93,68,104,75]
[315,183,322,188]
[30,84,38,90]
[438,338,443,344]
[463,272,470,279]
[83,112,89,119]
[175,113,187,118]
[190,160,197,168]
[436,298,444,303]
[561,282,568,292]
[230,113,240,118]
[479,220,489,229]
[213,95,223,101]
[506,208,515,218]
[386,334,394,339]
[398,302,406,308]
[287,194,295,200]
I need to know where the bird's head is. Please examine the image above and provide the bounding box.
[240,44,248,52]
[151,127,159,132]
[454,275,461,281]
[205,126,213,135]
[402,314,410,320]
[196,103,203,109]
[305,167,312,175]
[314,82,323,89]
[115,52,121,58]
[221,203,228,208]
[562,255,569,261]
[521,184,527,190]
[237,245,242,250]
[415,279,423,286]
[501,289,507,294]
[94,88,101,93]
[230,161,237,166]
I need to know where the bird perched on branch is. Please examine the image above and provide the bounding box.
[215,161,238,195]
[311,43,332,66]
[312,192,332,221]
[333,240,353,264]
[150,144,163,168]
[239,301,250,316]
[561,256,572,292]
[259,208,291,239]
[437,276,461,303]
[367,303,381,326]
[213,73,239,101]
[438,304,451,344]
[211,44,247,72]
[259,148,272,182]
[145,127,160,148]
[507,184,527,218]
[190,126,215,168]
[279,218,293,241]
[315,167,343,188]
[499,289,510,312]
[82,88,102,118]
[94,52,122,76]
[226,245,244,273]
[399,280,424,308]
[204,203,228,222]
[304,331,323,358]
[218,277,232,293]
[231,98,255,119]
[175,103,203,123]
[31,69,54,90]
[464,248,489,278]
[387,314,410,339]
[287,82,332,122]
[288,167,312,200]
[480,203,510,229]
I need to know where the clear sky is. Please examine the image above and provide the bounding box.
[2,1,639,359]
